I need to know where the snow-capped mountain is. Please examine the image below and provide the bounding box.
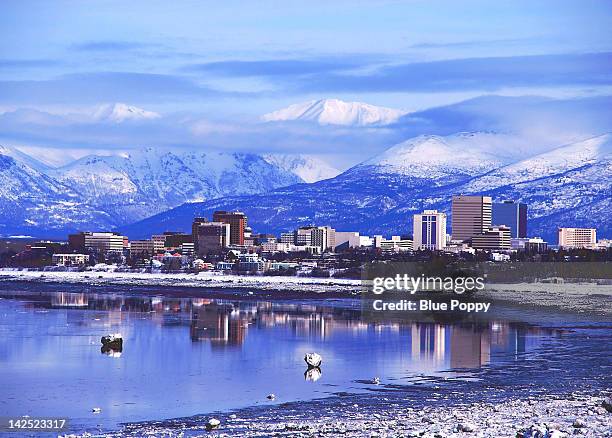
[50,148,303,224]
[357,132,515,180]
[263,154,340,183]
[261,99,407,126]
[93,103,161,123]
[1,145,329,236]
[120,132,612,242]
[0,145,115,236]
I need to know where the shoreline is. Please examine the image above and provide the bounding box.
[0,269,361,294]
[2,269,611,317]
[105,390,612,437]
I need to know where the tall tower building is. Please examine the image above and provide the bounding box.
[451,195,492,242]
[212,211,247,245]
[413,210,447,250]
[192,217,208,252]
[492,201,527,238]
[194,222,230,256]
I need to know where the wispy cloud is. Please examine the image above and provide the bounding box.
[0,72,242,105]
[290,52,612,93]
[406,37,537,50]
[0,59,61,69]
[185,56,382,77]
[71,40,156,52]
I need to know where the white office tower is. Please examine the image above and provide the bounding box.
[413,210,447,250]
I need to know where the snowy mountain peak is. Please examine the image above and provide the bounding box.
[93,103,161,123]
[359,132,508,178]
[261,99,407,126]
[263,154,341,183]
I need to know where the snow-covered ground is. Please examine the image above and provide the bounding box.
[0,269,362,293]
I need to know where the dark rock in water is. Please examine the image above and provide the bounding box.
[602,398,612,413]
[101,333,123,349]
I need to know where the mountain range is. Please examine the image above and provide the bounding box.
[119,132,612,243]
[1,97,610,242]
[0,144,339,237]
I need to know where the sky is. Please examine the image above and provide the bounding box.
[0,0,611,165]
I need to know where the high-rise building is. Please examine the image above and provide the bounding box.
[492,201,527,238]
[194,221,230,256]
[470,226,511,250]
[558,227,596,249]
[413,210,447,250]
[212,211,247,246]
[451,195,492,242]
[191,217,208,251]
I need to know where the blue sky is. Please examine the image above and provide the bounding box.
[0,0,611,162]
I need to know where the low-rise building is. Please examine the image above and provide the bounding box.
[52,253,89,266]
[471,226,511,250]
[511,237,548,253]
[374,235,413,252]
[237,253,266,272]
[130,240,155,256]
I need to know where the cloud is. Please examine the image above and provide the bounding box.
[406,37,535,50]
[0,72,237,105]
[185,54,388,78]
[0,59,61,69]
[183,52,612,95]
[1,95,610,170]
[294,52,612,93]
[71,41,156,52]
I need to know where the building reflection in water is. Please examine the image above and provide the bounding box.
[15,290,555,369]
[190,303,249,347]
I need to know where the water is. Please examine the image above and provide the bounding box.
[0,282,610,436]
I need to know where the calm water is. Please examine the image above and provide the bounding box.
[0,282,610,435]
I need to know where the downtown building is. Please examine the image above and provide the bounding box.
[284,226,336,253]
[212,211,247,246]
[451,195,492,242]
[470,226,511,250]
[69,231,126,253]
[492,201,527,238]
[413,210,447,250]
[558,227,597,249]
[193,220,231,256]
